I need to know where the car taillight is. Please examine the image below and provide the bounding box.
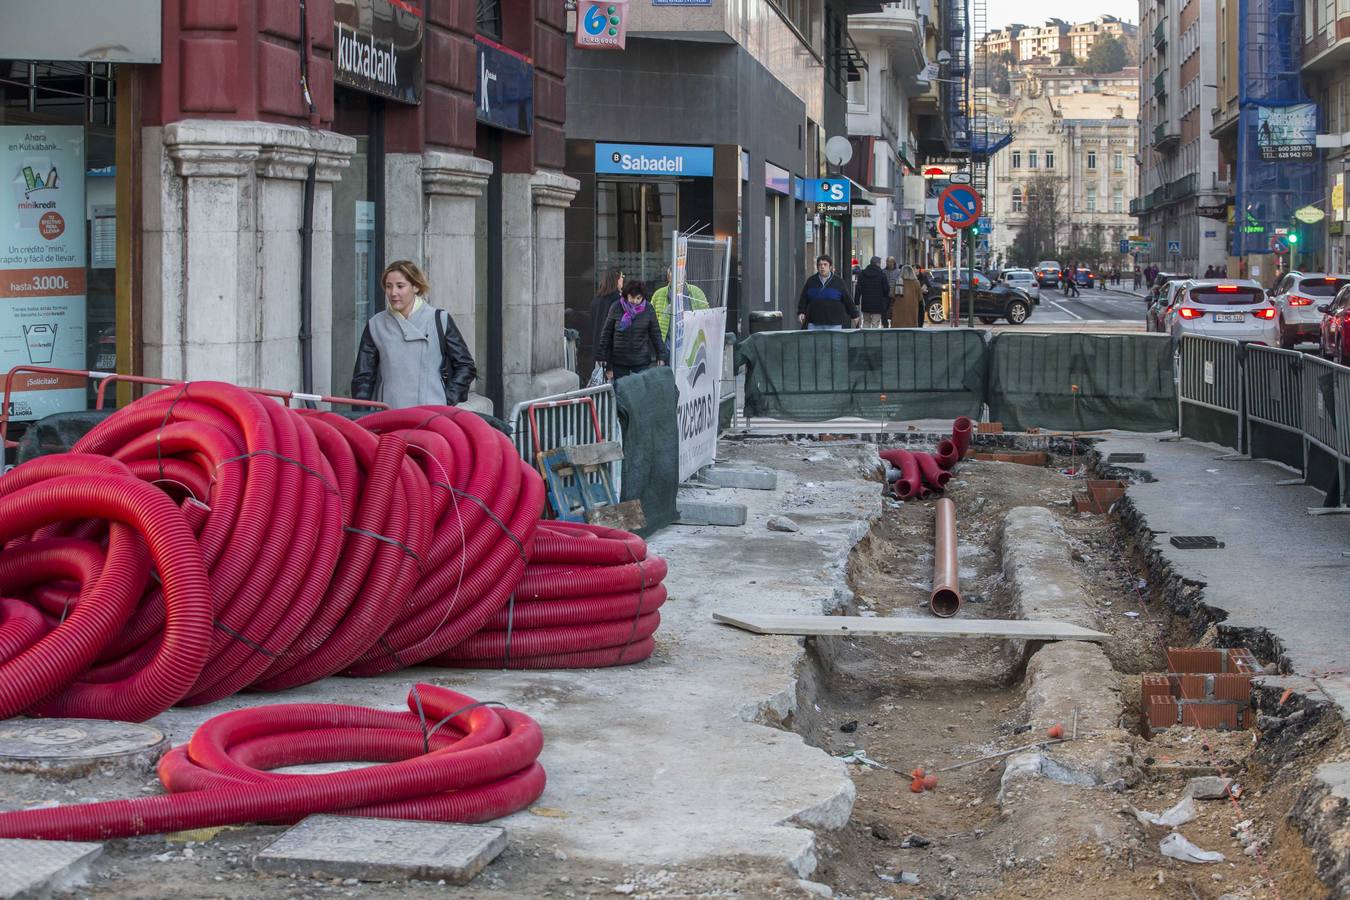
[1177,307,1204,319]
[1252,307,1277,319]
[1289,295,1313,306]
[1216,284,1238,292]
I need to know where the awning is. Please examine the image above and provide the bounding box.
[847,178,877,207]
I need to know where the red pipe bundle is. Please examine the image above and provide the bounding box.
[0,381,661,722]
[431,522,667,669]
[0,684,546,840]
[879,416,975,499]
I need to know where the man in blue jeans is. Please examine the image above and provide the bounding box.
[797,255,860,330]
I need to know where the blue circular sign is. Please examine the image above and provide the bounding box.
[939,185,982,228]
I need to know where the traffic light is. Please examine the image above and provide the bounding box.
[1287,229,1299,246]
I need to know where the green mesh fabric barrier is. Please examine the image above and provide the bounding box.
[613,366,679,535]
[735,330,988,421]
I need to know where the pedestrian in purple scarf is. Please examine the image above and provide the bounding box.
[598,279,669,381]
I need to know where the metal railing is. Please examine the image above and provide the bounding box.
[1244,345,1304,469]
[508,383,622,492]
[1301,354,1344,464]
[1178,335,1245,452]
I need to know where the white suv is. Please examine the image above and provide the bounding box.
[1168,280,1280,348]
[1270,272,1350,349]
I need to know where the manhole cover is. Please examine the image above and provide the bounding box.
[1107,452,1147,464]
[0,719,168,778]
[1170,536,1225,550]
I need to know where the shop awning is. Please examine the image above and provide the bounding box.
[848,178,877,207]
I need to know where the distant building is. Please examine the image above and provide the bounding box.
[1068,15,1138,63]
[1015,20,1070,64]
[983,25,1024,62]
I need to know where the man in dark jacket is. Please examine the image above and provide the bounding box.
[856,256,891,328]
[797,255,859,330]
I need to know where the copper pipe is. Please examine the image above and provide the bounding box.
[930,498,961,617]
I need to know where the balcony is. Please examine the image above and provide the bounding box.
[1154,122,1180,151]
[1153,72,1167,96]
[850,2,925,76]
[1153,20,1166,47]
[1168,172,1196,201]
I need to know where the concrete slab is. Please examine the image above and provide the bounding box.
[704,467,778,490]
[1002,507,1100,631]
[253,816,505,884]
[143,439,878,880]
[1098,434,1350,718]
[675,498,748,526]
[0,839,101,899]
[0,719,167,779]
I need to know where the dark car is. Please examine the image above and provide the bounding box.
[1317,285,1350,364]
[924,269,1034,325]
[1150,272,1193,304]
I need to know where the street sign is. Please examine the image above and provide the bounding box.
[949,172,971,185]
[1270,233,1289,253]
[977,216,991,233]
[939,185,982,228]
[1167,240,1181,255]
[936,218,958,239]
[1295,205,1325,224]
[1119,239,1130,254]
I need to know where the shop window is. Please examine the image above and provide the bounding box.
[0,61,119,421]
[597,180,676,287]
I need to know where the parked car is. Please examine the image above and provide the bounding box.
[1034,261,1062,288]
[1149,272,1193,304]
[1317,285,1350,364]
[1147,278,1193,332]
[1168,280,1279,348]
[1000,268,1041,303]
[924,269,1034,325]
[1074,266,1096,288]
[1270,272,1350,350]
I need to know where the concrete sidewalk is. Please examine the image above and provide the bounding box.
[1095,433,1350,717]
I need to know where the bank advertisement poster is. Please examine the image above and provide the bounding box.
[1256,103,1316,161]
[674,306,725,482]
[1,125,87,420]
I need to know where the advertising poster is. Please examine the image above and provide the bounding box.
[674,305,726,482]
[1256,103,1316,161]
[1,125,87,420]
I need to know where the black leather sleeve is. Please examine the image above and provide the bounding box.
[440,312,477,404]
[649,311,669,364]
[350,324,379,400]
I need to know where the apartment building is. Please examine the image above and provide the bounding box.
[846,1,929,264]
[1134,0,1227,274]
[1016,20,1070,65]
[1067,16,1138,62]
[983,25,1023,63]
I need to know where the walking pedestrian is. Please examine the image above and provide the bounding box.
[891,264,925,327]
[588,266,624,386]
[856,256,891,328]
[597,279,668,381]
[1132,267,1142,290]
[651,266,708,344]
[351,259,477,408]
[1062,264,1080,297]
[884,256,901,326]
[797,255,859,330]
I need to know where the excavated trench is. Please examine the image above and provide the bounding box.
[768,439,1340,900]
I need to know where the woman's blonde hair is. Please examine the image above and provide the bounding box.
[382,260,430,296]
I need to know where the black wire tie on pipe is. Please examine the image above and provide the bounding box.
[343,526,422,566]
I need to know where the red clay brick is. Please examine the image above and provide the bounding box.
[1180,703,1240,729]
[1141,673,1170,706]
[1167,648,1223,674]
[1179,674,1209,700]
[968,451,1051,466]
[1228,648,1260,674]
[1147,696,1179,730]
[1213,673,1253,701]
[976,422,1004,434]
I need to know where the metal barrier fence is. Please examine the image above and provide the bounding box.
[1178,335,1246,452]
[1244,345,1304,470]
[1300,355,1347,507]
[508,383,622,492]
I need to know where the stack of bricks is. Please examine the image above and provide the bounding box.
[1072,479,1127,514]
[1142,648,1261,737]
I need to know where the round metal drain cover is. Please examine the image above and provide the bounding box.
[0,719,168,778]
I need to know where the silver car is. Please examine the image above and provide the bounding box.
[1270,272,1350,349]
[1168,280,1280,348]
[1001,268,1041,303]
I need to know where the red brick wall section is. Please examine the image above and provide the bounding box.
[533,0,568,171]
[422,0,477,152]
[145,0,335,127]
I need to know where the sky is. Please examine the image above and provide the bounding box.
[984,1,1138,36]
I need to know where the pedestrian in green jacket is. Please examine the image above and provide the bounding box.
[651,266,709,343]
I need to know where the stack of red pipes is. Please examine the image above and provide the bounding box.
[878,416,974,500]
[0,381,665,724]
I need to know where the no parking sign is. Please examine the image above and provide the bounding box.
[938,185,982,228]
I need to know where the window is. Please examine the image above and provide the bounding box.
[1029,149,1039,168]
[1086,187,1097,212]
[1012,150,1022,168]
[1112,189,1124,212]
[1012,187,1024,212]
[1087,151,1097,170]
[476,0,502,39]
[1113,151,1124,170]
[1045,150,1055,169]
[847,66,868,108]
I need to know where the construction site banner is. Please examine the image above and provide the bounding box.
[675,305,726,481]
[987,333,1177,433]
[735,329,988,421]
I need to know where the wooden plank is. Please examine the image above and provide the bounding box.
[560,441,625,466]
[712,613,1111,642]
[585,500,646,532]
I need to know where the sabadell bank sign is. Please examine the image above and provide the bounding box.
[334,0,424,105]
[595,143,714,178]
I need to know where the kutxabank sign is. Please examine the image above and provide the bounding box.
[334,0,424,104]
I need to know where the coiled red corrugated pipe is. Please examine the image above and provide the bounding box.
[0,685,545,840]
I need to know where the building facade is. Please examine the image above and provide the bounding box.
[987,92,1139,267]
[845,0,928,265]
[1134,0,1227,275]
[1067,16,1138,63]
[1016,20,1070,65]
[0,0,576,425]
[1301,1,1350,272]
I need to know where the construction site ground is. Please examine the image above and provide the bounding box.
[1,433,1346,899]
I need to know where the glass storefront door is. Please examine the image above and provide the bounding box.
[597,180,677,287]
[330,89,383,396]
